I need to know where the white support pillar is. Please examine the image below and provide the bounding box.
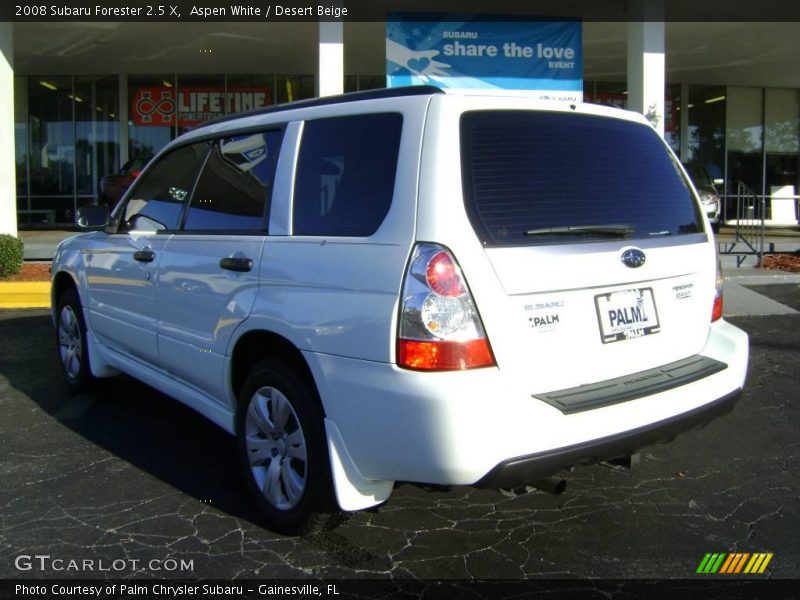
[627,0,665,138]
[318,21,344,97]
[0,22,17,236]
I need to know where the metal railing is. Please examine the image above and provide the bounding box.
[718,182,765,268]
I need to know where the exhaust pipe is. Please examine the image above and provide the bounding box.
[529,476,567,495]
[601,453,641,471]
[499,476,567,498]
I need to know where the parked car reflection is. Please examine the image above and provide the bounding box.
[683,162,721,232]
[99,156,152,210]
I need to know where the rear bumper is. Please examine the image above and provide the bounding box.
[477,388,741,489]
[307,319,748,487]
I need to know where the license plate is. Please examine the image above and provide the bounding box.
[595,288,660,344]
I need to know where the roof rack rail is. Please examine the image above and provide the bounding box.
[193,85,445,130]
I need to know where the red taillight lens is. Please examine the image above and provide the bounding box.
[712,254,723,322]
[398,339,495,371]
[712,293,723,322]
[398,243,496,371]
[426,251,465,297]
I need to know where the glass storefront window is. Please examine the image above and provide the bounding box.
[276,75,315,104]
[15,76,28,214]
[75,76,120,209]
[765,88,800,223]
[584,81,628,109]
[345,75,385,92]
[726,87,764,197]
[687,85,726,192]
[664,84,681,154]
[27,76,75,225]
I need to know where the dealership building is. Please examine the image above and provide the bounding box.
[1,1,799,235]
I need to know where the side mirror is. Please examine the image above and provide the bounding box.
[76,205,111,230]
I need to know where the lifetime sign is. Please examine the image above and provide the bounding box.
[131,87,271,127]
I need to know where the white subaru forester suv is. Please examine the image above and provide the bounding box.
[52,87,749,535]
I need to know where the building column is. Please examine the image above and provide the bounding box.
[318,21,344,97]
[627,0,665,137]
[0,23,16,236]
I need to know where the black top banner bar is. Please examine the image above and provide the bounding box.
[3,0,800,22]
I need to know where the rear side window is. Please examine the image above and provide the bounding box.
[293,113,403,237]
[183,130,282,232]
[460,111,703,246]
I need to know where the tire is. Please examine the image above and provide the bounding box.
[236,358,340,535]
[55,288,95,393]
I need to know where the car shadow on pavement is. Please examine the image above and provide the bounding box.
[0,310,267,528]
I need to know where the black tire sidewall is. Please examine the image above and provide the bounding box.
[55,288,93,392]
[235,359,336,535]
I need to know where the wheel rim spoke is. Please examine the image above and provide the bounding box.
[270,392,291,430]
[281,463,305,505]
[262,459,283,507]
[246,436,276,466]
[248,392,276,434]
[245,385,309,511]
[58,306,82,378]
[285,429,307,463]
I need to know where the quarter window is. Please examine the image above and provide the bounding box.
[121,143,207,232]
[293,113,403,237]
[183,130,282,232]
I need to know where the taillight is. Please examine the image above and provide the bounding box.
[712,253,723,322]
[397,243,495,371]
[425,252,465,297]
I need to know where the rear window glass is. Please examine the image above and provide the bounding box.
[460,111,703,246]
[293,113,403,237]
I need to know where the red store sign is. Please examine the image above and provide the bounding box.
[131,87,272,127]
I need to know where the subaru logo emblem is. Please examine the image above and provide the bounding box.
[621,248,646,268]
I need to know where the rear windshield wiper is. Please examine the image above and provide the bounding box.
[524,224,634,238]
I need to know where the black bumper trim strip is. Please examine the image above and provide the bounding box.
[533,355,728,414]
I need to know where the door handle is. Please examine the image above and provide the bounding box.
[219,257,253,272]
[133,249,155,263]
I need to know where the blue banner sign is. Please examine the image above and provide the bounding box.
[387,13,582,101]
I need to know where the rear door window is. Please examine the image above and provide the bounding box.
[460,110,703,247]
[292,113,403,237]
[183,130,282,232]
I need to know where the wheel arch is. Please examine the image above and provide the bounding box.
[230,330,322,414]
[51,270,80,321]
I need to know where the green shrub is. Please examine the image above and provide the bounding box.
[0,234,24,277]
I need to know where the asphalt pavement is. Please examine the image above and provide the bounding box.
[1,287,798,582]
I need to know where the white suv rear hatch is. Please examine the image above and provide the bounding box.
[419,96,716,398]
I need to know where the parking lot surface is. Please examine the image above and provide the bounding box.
[1,298,798,580]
